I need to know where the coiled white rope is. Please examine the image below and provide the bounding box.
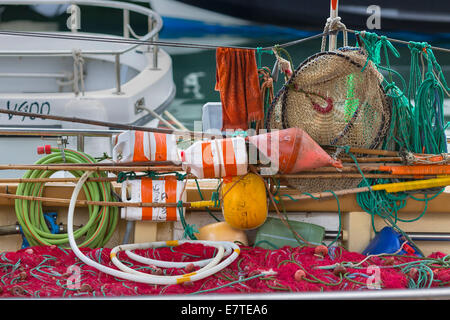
[122,242,234,268]
[67,171,240,285]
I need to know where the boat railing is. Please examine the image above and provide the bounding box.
[0,0,163,94]
[0,127,449,153]
[0,127,123,152]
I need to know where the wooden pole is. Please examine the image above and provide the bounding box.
[323,145,399,157]
[340,157,403,163]
[0,108,217,139]
[0,177,118,184]
[10,160,178,167]
[0,173,427,184]
[0,164,182,172]
[280,186,370,202]
[272,174,428,179]
[0,192,194,208]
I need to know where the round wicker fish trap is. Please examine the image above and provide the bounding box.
[266,47,391,192]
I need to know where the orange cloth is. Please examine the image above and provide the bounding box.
[215,47,264,131]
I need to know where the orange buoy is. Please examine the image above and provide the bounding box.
[195,222,249,245]
[112,130,179,163]
[120,177,186,221]
[221,173,268,230]
[248,127,343,174]
[294,269,306,281]
[180,137,248,179]
[314,245,329,258]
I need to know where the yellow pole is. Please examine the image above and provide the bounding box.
[372,176,450,193]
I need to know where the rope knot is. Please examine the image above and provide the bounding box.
[341,145,351,154]
[211,191,221,208]
[325,17,345,33]
[117,171,137,183]
[272,46,293,79]
[321,16,348,52]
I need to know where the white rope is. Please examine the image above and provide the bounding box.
[67,171,240,285]
[404,151,450,165]
[72,49,85,95]
[272,48,292,81]
[321,17,348,52]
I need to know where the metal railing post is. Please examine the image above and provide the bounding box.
[152,19,159,69]
[147,16,153,52]
[76,133,85,152]
[123,9,130,38]
[115,53,123,95]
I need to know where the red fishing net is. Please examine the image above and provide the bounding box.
[0,243,448,297]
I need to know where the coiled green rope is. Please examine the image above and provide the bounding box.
[351,33,448,249]
[15,148,118,248]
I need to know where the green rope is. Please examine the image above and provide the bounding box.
[194,179,221,222]
[341,148,424,256]
[383,83,414,151]
[117,171,137,183]
[255,46,274,70]
[253,240,279,249]
[189,273,266,295]
[177,200,198,240]
[271,179,342,248]
[350,31,448,255]
[356,31,448,155]
[94,152,111,162]
[117,171,187,183]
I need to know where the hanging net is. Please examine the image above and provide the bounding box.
[266,47,392,192]
[0,244,449,297]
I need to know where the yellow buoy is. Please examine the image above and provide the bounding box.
[221,173,268,230]
[195,222,248,245]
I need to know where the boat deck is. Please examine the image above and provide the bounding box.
[1,180,449,255]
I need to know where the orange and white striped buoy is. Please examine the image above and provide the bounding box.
[112,130,180,163]
[120,177,186,221]
[180,137,248,179]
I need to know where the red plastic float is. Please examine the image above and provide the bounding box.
[248,127,343,174]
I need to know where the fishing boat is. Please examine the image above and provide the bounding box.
[1,0,450,304]
[0,0,175,169]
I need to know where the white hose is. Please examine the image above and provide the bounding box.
[124,241,234,268]
[67,171,240,285]
[110,242,225,277]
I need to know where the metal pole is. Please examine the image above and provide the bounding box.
[147,16,153,52]
[324,231,450,242]
[115,53,123,95]
[123,9,130,38]
[77,133,85,152]
[152,19,159,69]
[0,224,20,236]
[328,0,338,51]
[146,287,450,300]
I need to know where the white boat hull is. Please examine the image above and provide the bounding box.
[0,33,175,129]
